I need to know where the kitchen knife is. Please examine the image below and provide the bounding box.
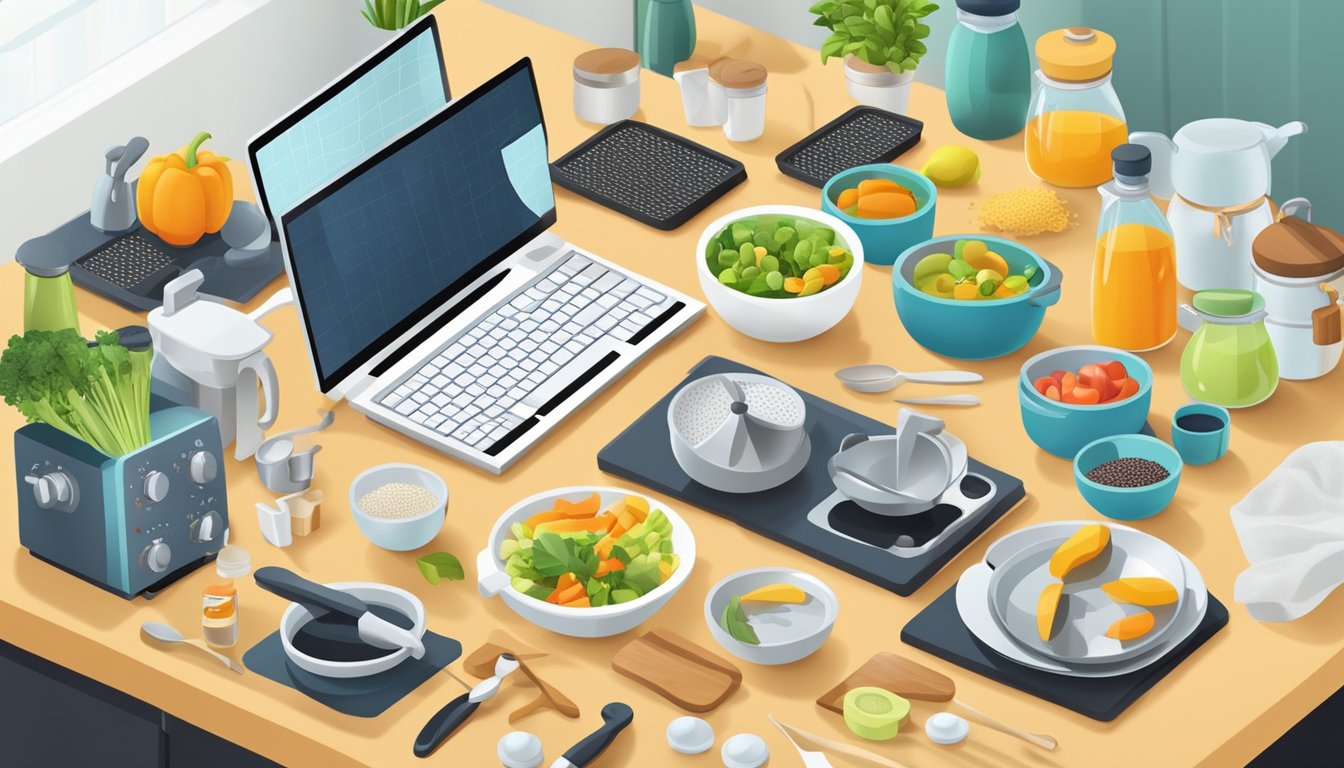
[549,702,634,768]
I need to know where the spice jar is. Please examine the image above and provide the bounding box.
[202,581,238,648]
[714,60,768,143]
[572,48,641,125]
[1027,27,1127,188]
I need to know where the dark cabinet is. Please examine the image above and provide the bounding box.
[0,639,277,768]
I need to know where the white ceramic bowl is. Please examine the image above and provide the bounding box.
[478,486,695,638]
[280,582,426,679]
[696,205,864,342]
[704,567,839,665]
[349,463,447,551]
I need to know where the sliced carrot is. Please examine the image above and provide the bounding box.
[561,595,592,609]
[857,178,910,197]
[524,510,569,529]
[548,581,586,605]
[1049,370,1068,385]
[1033,376,1056,395]
[1064,385,1101,405]
[1078,364,1116,401]
[836,188,859,210]
[856,191,917,219]
[1043,384,1062,401]
[595,558,625,577]
[1102,360,1129,381]
[535,516,616,535]
[783,277,805,294]
[555,572,579,592]
[553,492,601,519]
[620,496,649,522]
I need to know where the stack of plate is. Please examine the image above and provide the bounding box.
[955,522,1208,678]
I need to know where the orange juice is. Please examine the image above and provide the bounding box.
[1093,222,1177,350]
[1027,111,1128,188]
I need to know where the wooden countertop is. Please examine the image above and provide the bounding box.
[3,3,1342,766]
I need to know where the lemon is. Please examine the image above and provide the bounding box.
[921,145,981,188]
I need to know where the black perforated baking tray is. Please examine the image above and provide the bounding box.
[550,120,746,230]
[776,106,923,188]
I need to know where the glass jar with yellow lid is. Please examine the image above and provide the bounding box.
[1027,27,1127,188]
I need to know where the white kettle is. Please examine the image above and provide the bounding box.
[149,271,291,459]
[1131,119,1307,291]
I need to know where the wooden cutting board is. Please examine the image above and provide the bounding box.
[818,652,956,714]
[611,628,742,712]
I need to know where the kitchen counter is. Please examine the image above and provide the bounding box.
[2,2,1342,766]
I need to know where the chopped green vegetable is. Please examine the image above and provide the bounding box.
[417,552,464,584]
[721,596,760,645]
[0,328,152,456]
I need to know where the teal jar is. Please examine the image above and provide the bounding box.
[944,0,1031,140]
[639,0,696,77]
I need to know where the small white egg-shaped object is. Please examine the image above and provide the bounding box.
[497,730,544,768]
[667,716,715,755]
[925,712,970,745]
[721,732,769,768]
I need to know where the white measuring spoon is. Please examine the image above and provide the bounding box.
[141,621,243,674]
[837,364,983,393]
[896,394,981,407]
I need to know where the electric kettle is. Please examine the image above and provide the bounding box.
[1131,119,1307,291]
[148,270,291,459]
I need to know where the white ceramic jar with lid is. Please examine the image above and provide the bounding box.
[714,60,768,142]
[1251,198,1344,379]
[572,48,641,125]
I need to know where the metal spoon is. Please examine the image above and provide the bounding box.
[895,394,981,407]
[140,621,243,675]
[837,364,982,393]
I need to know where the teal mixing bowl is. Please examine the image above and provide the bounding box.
[820,164,936,266]
[1073,434,1182,520]
[1018,346,1153,458]
[893,235,1062,360]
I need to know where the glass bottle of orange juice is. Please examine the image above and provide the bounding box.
[1093,144,1177,350]
[1027,28,1127,188]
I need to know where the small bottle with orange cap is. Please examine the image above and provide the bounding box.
[1026,27,1128,188]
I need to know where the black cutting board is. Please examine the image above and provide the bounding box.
[597,356,1025,596]
[901,585,1228,721]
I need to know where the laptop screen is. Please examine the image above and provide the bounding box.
[249,15,449,219]
[281,59,554,393]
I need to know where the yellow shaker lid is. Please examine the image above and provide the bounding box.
[1036,27,1116,82]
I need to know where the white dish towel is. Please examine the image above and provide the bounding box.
[1232,441,1344,622]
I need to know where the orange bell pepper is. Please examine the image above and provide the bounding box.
[136,131,233,246]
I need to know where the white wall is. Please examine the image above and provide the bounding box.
[0,0,387,263]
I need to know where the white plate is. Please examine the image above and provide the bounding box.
[955,522,1207,678]
[987,526,1187,664]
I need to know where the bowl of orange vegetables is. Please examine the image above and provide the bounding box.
[477,486,695,637]
[1017,346,1154,459]
[821,164,937,266]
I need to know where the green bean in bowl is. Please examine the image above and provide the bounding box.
[706,214,856,298]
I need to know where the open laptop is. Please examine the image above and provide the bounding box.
[277,58,704,473]
[248,14,450,221]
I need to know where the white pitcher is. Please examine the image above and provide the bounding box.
[1130,119,1307,291]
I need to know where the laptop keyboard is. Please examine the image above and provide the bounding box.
[377,251,683,455]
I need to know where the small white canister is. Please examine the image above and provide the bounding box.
[674,60,717,127]
[573,48,641,125]
[715,60,768,142]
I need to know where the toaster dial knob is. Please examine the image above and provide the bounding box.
[25,472,76,511]
[142,539,171,573]
[143,471,170,503]
[188,451,218,485]
[192,511,222,543]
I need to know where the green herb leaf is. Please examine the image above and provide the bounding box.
[417,552,464,584]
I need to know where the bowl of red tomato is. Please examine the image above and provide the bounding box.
[1017,346,1153,458]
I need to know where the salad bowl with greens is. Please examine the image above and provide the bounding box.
[478,487,696,637]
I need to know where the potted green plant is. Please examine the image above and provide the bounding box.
[362,0,446,31]
[810,0,939,114]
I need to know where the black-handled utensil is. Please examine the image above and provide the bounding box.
[253,566,425,657]
[413,653,520,758]
[549,702,634,768]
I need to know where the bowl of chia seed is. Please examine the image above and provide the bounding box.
[1073,434,1182,520]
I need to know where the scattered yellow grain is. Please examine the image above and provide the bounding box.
[973,188,1076,236]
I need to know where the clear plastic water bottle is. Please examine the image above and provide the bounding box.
[944,0,1031,140]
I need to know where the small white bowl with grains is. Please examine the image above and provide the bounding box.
[349,464,447,551]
